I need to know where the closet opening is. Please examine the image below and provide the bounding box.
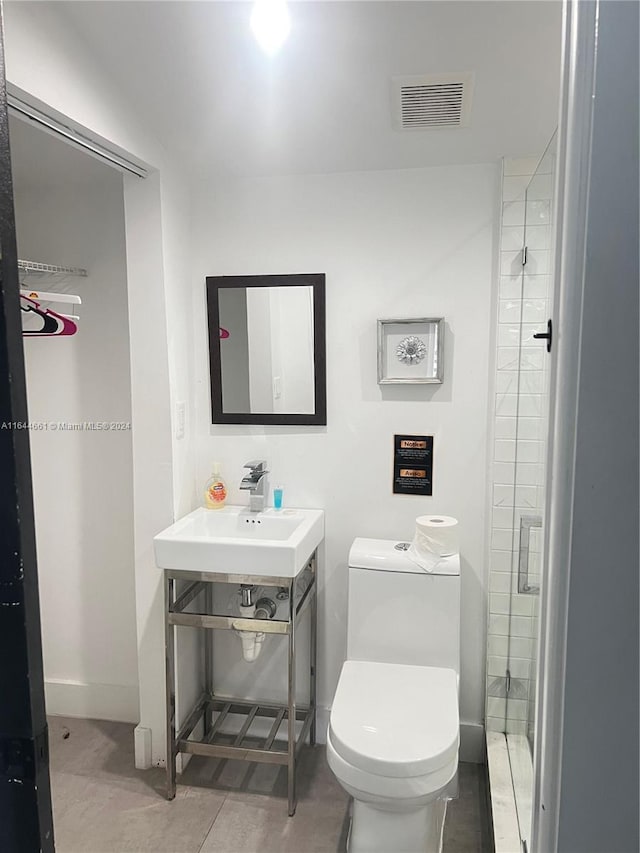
[10,114,139,725]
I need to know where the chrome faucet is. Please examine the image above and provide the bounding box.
[240,460,270,512]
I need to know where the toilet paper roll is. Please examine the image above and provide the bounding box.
[415,515,459,556]
[407,515,459,573]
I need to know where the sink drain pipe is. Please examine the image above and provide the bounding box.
[237,588,277,662]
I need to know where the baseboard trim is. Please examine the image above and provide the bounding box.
[316,706,330,743]
[460,721,485,763]
[134,725,152,769]
[45,679,139,724]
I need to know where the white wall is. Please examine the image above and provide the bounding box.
[192,164,498,759]
[4,1,197,766]
[15,153,138,722]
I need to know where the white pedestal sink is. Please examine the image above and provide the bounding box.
[154,505,324,577]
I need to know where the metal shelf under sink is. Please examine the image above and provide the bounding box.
[164,554,318,816]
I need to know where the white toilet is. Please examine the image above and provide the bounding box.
[326,538,461,853]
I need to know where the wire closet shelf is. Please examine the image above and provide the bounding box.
[18,259,88,278]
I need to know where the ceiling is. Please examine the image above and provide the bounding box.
[56,1,562,178]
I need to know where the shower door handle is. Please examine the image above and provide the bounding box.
[518,515,542,594]
[533,319,553,352]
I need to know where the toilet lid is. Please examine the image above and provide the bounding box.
[329,661,459,778]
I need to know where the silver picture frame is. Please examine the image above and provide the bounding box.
[377,317,444,384]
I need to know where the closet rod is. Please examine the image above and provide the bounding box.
[18,260,88,278]
[8,94,148,180]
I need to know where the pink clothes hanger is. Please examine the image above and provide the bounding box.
[20,293,78,337]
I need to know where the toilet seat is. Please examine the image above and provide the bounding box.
[326,727,457,806]
[329,661,459,779]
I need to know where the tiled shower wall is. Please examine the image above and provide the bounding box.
[486,156,554,735]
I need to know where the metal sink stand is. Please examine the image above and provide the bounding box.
[163,553,317,817]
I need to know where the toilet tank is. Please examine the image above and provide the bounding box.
[347,538,460,673]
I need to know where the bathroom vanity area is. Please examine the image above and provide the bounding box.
[154,505,324,816]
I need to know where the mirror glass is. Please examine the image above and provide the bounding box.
[207,274,326,425]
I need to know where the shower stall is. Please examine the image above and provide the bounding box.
[486,132,558,852]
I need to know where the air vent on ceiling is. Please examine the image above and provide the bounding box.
[392,73,474,131]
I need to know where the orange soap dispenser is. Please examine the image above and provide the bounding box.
[204,462,227,509]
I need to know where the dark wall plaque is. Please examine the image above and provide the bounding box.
[393,434,433,496]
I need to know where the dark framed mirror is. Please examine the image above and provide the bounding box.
[206,274,326,425]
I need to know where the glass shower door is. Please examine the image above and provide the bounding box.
[506,132,557,851]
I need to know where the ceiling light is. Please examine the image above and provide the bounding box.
[250,0,291,56]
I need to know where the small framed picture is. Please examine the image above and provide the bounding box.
[377,318,444,384]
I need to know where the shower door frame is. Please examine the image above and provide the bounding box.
[532,2,639,851]
[504,132,559,853]
[486,128,560,852]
